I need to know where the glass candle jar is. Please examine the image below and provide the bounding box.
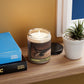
[27,28,51,64]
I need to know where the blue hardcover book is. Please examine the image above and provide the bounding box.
[0,32,22,64]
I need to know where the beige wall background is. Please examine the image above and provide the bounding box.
[0,0,62,47]
[0,0,84,84]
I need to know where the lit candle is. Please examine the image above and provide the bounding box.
[27,28,51,64]
[31,31,48,40]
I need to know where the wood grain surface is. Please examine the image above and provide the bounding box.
[0,47,84,84]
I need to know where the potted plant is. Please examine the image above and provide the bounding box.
[62,20,84,60]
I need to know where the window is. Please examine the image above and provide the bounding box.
[57,0,84,37]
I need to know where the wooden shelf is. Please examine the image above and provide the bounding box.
[0,46,84,84]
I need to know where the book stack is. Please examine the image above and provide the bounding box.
[0,32,27,75]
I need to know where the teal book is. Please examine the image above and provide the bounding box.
[0,32,22,64]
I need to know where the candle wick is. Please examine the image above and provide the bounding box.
[38,30,40,34]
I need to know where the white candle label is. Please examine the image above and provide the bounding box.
[28,40,51,64]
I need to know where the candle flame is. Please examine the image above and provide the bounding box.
[38,30,41,34]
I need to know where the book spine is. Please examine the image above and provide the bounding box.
[0,61,27,75]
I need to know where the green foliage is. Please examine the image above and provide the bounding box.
[65,20,84,40]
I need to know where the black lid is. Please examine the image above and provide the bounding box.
[51,43,63,55]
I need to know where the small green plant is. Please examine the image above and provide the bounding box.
[65,20,84,40]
